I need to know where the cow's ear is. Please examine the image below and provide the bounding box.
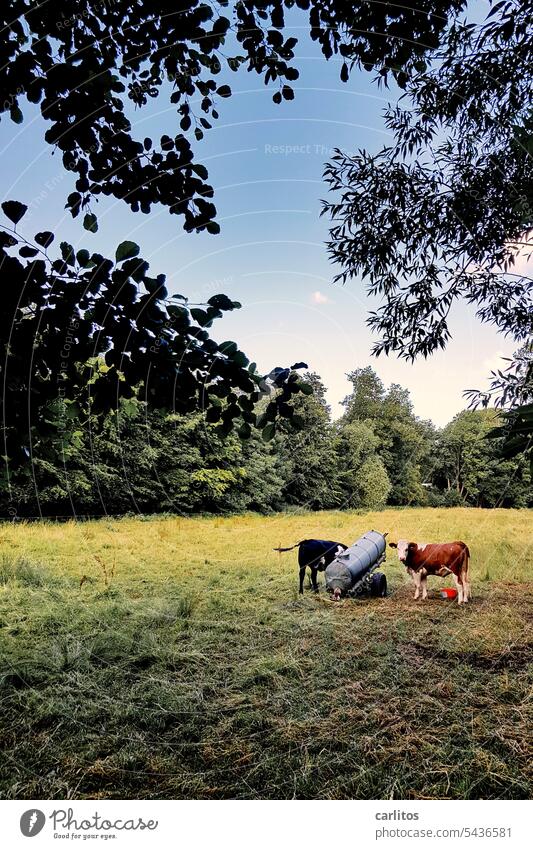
[388,542,397,548]
[408,542,417,552]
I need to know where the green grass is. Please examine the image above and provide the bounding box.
[0,508,531,799]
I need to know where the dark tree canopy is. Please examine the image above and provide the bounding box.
[0,200,310,473]
[0,0,467,481]
[323,0,532,405]
[1,0,463,232]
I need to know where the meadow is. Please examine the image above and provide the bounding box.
[0,507,531,800]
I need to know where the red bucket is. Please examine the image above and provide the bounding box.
[440,587,458,600]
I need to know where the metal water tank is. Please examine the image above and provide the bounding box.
[325,530,387,594]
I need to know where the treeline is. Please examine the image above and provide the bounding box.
[2,367,531,517]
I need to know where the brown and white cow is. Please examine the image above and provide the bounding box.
[389,540,471,604]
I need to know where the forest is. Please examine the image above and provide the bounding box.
[5,366,530,518]
[0,0,531,518]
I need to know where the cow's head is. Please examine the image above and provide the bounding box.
[389,539,410,562]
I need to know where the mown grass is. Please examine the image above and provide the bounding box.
[0,508,531,799]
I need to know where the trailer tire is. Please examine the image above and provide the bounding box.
[370,572,387,597]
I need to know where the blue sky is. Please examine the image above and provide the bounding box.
[0,2,516,426]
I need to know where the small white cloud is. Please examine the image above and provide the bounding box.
[311,290,330,304]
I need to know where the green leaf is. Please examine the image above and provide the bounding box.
[2,200,27,225]
[208,294,234,311]
[262,422,276,442]
[83,213,98,233]
[35,231,54,248]
[265,401,277,421]
[115,240,140,262]
[192,164,209,180]
[232,350,249,368]
[0,232,17,248]
[120,397,139,418]
[279,402,294,417]
[60,241,75,266]
[76,249,90,267]
[10,105,23,124]
[500,435,532,458]
[190,308,210,326]
[19,246,39,258]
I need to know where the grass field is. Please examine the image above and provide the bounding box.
[0,507,532,800]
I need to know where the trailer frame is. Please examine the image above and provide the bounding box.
[347,551,387,598]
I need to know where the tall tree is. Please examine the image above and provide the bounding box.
[339,367,432,505]
[273,372,341,509]
[341,366,385,422]
[334,419,391,509]
[323,0,532,407]
[431,409,531,507]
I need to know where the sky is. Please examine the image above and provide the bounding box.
[0,2,519,427]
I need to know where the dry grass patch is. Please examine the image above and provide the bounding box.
[0,508,531,799]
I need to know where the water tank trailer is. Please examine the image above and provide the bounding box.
[325,530,388,600]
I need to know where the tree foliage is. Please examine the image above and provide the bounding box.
[0,0,467,483]
[2,367,530,517]
[430,409,531,507]
[1,0,462,231]
[0,202,310,475]
[323,0,532,401]
[273,372,341,509]
[2,1,530,506]
[338,367,434,505]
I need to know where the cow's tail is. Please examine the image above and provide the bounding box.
[273,540,304,553]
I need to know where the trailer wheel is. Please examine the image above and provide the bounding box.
[370,572,387,597]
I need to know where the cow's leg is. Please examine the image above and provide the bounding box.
[462,558,470,602]
[461,571,469,603]
[412,570,422,600]
[310,566,319,592]
[451,572,463,604]
[299,566,306,595]
[421,573,428,601]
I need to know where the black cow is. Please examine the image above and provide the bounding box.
[274,539,348,594]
